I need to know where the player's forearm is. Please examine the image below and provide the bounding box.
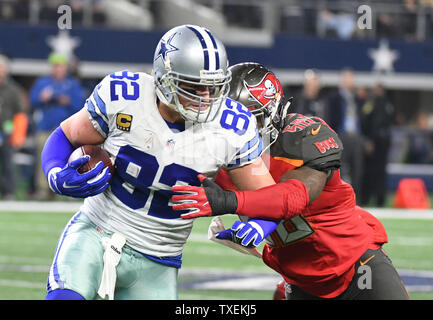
[280,166,328,203]
[40,126,75,178]
[233,179,309,220]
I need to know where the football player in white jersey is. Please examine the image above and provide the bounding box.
[40,24,276,300]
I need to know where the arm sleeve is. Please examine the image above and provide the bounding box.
[233,179,309,220]
[40,126,75,178]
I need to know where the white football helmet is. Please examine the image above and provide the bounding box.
[153,24,231,123]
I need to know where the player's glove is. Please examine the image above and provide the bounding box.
[215,219,279,248]
[48,155,112,198]
[171,174,238,219]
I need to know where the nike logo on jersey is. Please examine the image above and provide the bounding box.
[311,124,321,135]
[360,255,375,266]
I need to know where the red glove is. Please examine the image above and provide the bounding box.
[172,174,238,219]
[172,174,309,220]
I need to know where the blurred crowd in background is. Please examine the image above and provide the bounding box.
[291,68,433,207]
[0,0,432,205]
[0,52,86,201]
[1,0,433,41]
[1,52,431,205]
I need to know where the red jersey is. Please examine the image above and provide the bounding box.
[215,147,388,298]
[262,156,387,298]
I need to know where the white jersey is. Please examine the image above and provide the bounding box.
[80,70,262,262]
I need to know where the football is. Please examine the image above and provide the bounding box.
[68,145,115,176]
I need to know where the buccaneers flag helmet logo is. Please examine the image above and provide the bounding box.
[245,72,283,110]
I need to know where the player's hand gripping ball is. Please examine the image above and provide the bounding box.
[68,145,115,177]
[48,145,114,198]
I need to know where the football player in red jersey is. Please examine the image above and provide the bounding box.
[172,63,409,300]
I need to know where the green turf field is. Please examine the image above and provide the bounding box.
[0,207,432,300]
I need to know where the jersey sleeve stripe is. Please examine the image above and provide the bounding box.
[89,94,109,124]
[234,130,260,157]
[245,138,263,161]
[92,87,108,119]
[227,137,263,168]
[233,131,261,160]
[86,99,109,137]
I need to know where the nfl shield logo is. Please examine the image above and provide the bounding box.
[167,139,176,148]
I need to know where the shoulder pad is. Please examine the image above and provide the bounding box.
[85,70,146,138]
[271,114,343,171]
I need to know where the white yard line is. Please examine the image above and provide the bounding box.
[179,268,433,292]
[0,255,51,265]
[368,208,433,219]
[0,202,433,219]
[0,201,82,212]
[0,279,44,289]
[0,264,49,272]
[1,264,432,293]
[179,293,237,300]
[391,237,433,246]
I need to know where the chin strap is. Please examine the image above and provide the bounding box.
[277,97,293,130]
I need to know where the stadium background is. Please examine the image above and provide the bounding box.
[0,0,432,300]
